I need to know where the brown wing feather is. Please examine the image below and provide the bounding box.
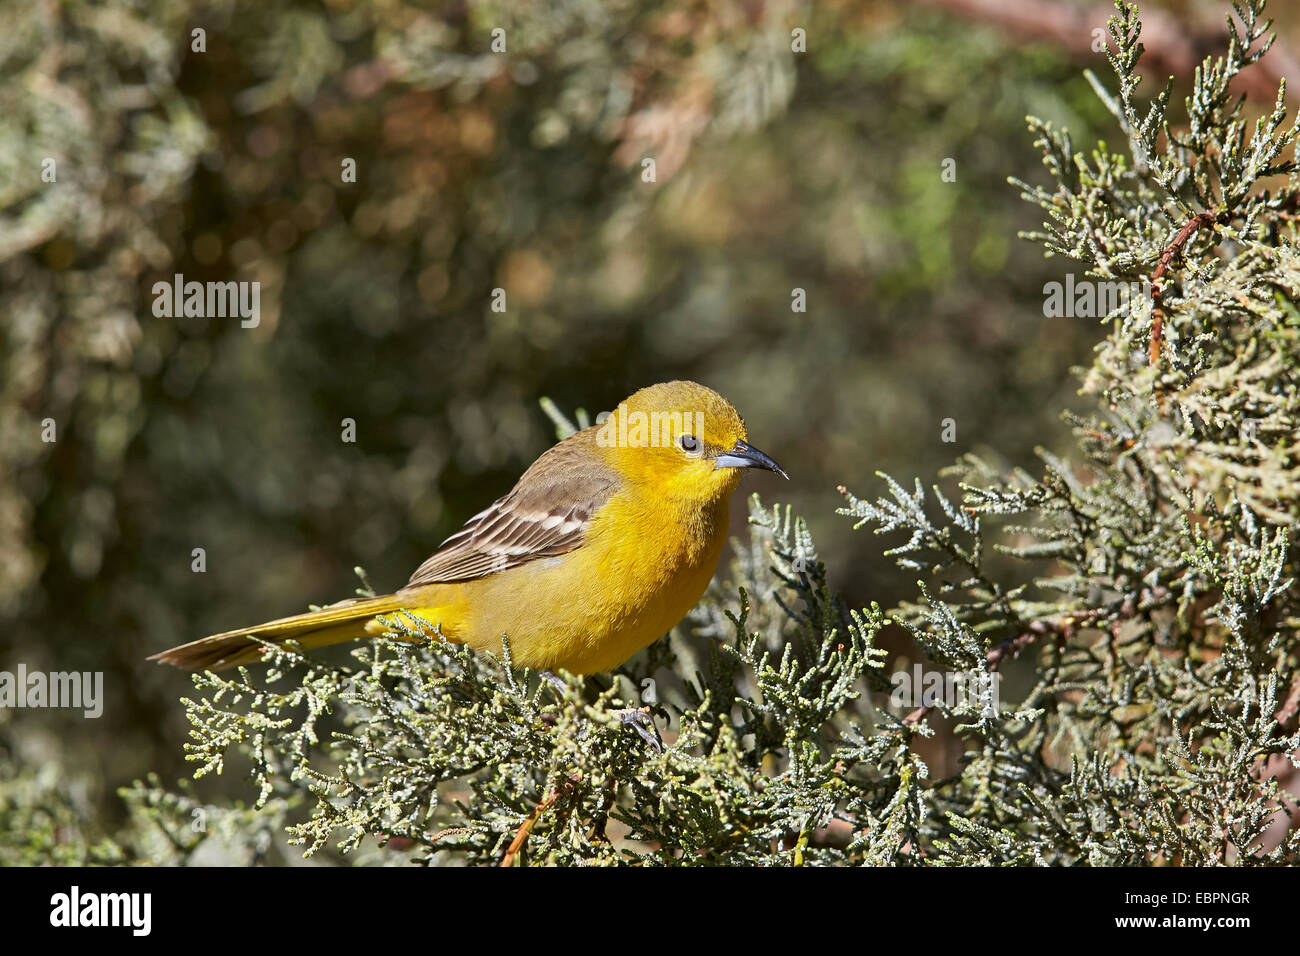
[403,436,618,588]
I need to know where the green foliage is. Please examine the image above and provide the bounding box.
[0,0,1096,801]
[843,0,1300,864]
[123,0,1300,865]
[5,0,1299,865]
[0,756,125,866]
[174,500,891,865]
[0,734,301,866]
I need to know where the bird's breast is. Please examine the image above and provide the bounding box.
[435,491,731,673]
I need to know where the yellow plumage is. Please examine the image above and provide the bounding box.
[152,381,785,674]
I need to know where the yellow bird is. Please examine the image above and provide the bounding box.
[152,381,786,678]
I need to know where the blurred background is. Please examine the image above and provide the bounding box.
[2,0,1296,834]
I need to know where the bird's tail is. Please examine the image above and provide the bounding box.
[150,594,418,671]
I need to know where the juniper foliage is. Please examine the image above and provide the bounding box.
[0,741,301,866]
[176,499,891,866]
[0,0,1104,835]
[169,0,1299,864]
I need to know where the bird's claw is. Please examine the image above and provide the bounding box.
[542,672,663,752]
[614,706,664,752]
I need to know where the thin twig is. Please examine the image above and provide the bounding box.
[986,610,1102,670]
[902,612,1099,726]
[499,775,580,867]
[500,791,560,867]
[1149,210,1221,364]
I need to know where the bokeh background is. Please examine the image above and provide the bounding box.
[3,0,1296,833]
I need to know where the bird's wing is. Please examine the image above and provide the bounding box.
[402,439,619,588]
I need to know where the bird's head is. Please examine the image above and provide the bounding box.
[592,380,786,501]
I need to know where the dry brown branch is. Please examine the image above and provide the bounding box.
[1149,210,1222,363]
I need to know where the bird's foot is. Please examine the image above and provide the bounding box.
[541,671,663,752]
[613,706,664,752]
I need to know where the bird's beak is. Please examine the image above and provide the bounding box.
[712,439,789,480]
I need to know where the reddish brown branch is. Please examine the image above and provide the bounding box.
[902,611,1100,726]
[499,775,580,867]
[987,610,1103,670]
[984,631,1043,670]
[499,790,558,867]
[903,705,931,726]
[1149,210,1221,364]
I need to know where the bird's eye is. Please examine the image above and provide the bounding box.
[679,434,701,456]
